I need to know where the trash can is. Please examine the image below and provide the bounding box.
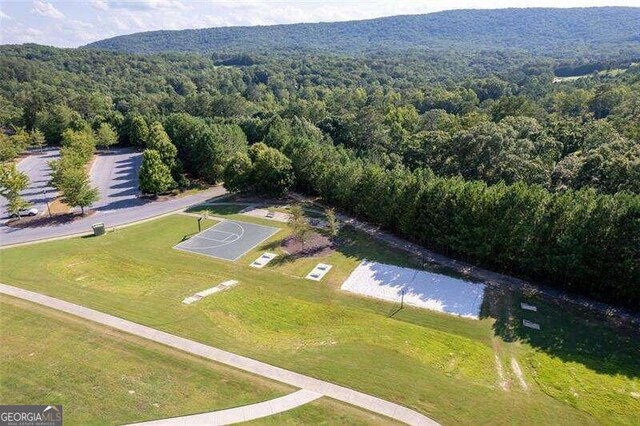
[92,222,106,236]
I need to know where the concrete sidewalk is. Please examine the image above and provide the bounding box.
[129,389,322,425]
[0,283,438,426]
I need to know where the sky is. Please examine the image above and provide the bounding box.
[1,0,639,48]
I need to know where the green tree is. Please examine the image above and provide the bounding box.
[325,207,339,238]
[288,203,304,223]
[30,129,46,152]
[146,122,177,169]
[11,128,31,150]
[490,95,539,121]
[164,113,248,183]
[139,149,175,195]
[8,196,32,219]
[60,129,96,165]
[0,133,27,162]
[95,122,118,151]
[249,143,294,197]
[222,152,253,193]
[263,116,293,150]
[574,138,640,194]
[58,168,99,215]
[36,104,87,144]
[127,113,149,146]
[0,163,31,219]
[288,204,312,250]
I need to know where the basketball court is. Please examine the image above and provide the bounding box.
[175,220,279,261]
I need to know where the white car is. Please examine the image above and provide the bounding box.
[10,207,39,218]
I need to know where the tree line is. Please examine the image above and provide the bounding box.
[0,44,638,308]
[243,117,639,308]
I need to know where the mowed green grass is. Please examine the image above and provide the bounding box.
[0,296,290,424]
[1,212,638,424]
[246,397,401,425]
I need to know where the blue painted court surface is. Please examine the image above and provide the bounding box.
[175,220,279,261]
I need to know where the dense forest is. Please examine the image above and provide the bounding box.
[86,7,640,61]
[1,10,639,309]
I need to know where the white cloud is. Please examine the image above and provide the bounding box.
[24,27,44,37]
[2,26,45,45]
[90,0,109,11]
[95,0,187,10]
[0,9,10,20]
[32,0,65,19]
[68,19,94,29]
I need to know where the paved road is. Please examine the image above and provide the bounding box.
[0,148,227,247]
[130,389,322,425]
[0,149,60,221]
[0,283,438,426]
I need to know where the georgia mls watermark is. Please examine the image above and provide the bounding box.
[0,405,62,426]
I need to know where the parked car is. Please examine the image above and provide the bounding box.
[10,207,39,218]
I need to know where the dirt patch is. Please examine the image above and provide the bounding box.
[86,154,98,174]
[493,352,509,391]
[281,232,335,258]
[140,188,206,202]
[13,151,31,164]
[511,357,528,391]
[6,210,96,228]
[48,198,70,215]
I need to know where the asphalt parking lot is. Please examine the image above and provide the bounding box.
[0,148,227,246]
[90,149,144,212]
[0,149,59,221]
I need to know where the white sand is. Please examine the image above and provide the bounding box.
[250,252,277,268]
[182,280,239,304]
[520,302,537,312]
[341,260,485,319]
[241,207,290,223]
[305,263,332,281]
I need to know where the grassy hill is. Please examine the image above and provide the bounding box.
[1,210,638,424]
[85,7,640,58]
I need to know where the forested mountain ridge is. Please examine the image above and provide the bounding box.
[85,7,640,58]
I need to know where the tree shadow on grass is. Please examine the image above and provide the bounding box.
[180,232,197,242]
[259,239,282,251]
[480,286,640,379]
[335,227,421,269]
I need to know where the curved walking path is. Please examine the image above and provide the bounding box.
[129,389,322,425]
[0,283,438,426]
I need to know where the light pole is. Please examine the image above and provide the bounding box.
[43,189,52,218]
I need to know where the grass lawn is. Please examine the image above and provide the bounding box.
[1,210,638,424]
[0,296,290,425]
[247,397,401,425]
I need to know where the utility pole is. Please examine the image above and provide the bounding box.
[43,190,52,218]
